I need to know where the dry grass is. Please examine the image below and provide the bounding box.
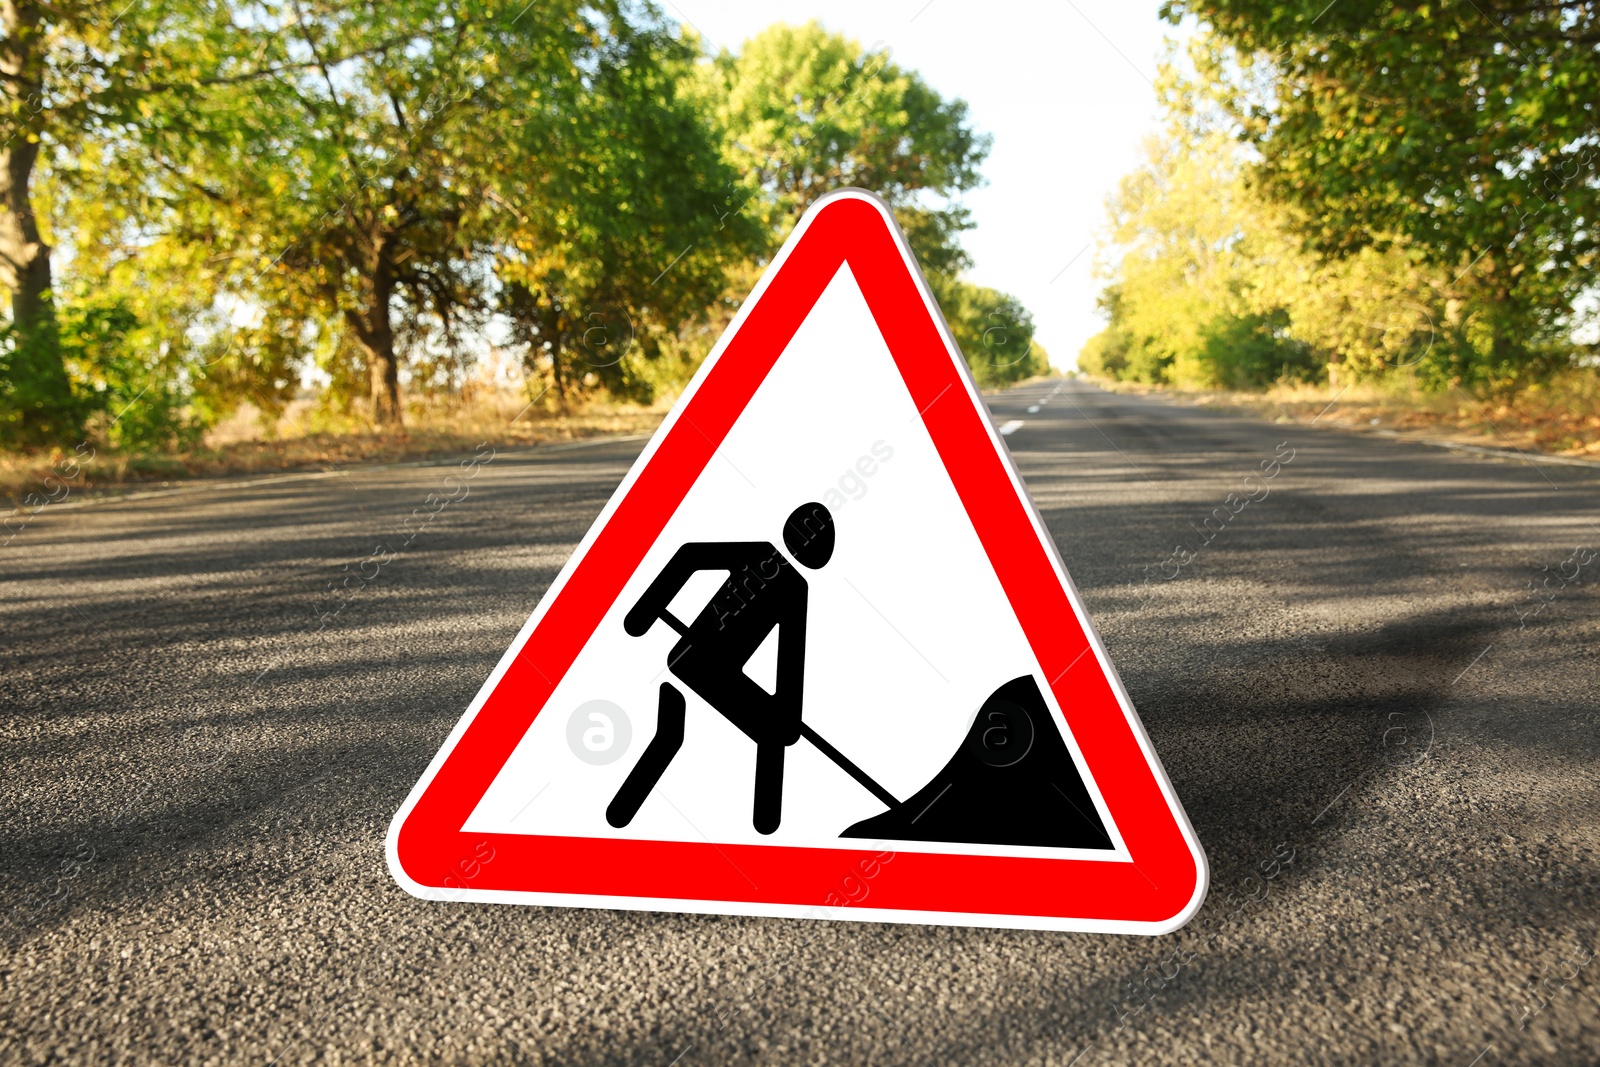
[0,392,668,507]
[1088,370,1600,460]
[1,372,1069,508]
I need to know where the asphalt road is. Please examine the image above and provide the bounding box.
[4,378,1598,1065]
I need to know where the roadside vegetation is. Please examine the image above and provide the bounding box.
[1082,1,1598,457]
[0,7,1047,498]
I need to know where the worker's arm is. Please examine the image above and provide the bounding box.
[624,542,729,636]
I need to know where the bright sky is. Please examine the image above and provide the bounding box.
[662,0,1182,369]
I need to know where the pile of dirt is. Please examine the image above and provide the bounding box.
[841,675,1113,850]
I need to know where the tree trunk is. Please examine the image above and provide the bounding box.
[366,324,402,427]
[549,335,570,413]
[0,0,77,445]
[345,229,403,427]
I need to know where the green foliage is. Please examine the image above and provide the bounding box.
[5,281,207,452]
[928,274,1048,387]
[1077,324,1127,382]
[1086,130,1316,388]
[697,21,989,251]
[8,10,1046,451]
[59,291,200,451]
[1196,310,1315,388]
[0,314,78,445]
[701,23,1038,386]
[0,0,223,447]
[1085,33,1593,396]
[151,0,619,425]
[48,138,250,445]
[498,12,760,406]
[1159,1,1599,386]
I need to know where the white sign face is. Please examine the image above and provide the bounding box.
[462,263,1126,862]
[389,190,1207,933]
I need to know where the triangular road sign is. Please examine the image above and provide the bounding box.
[387,190,1207,933]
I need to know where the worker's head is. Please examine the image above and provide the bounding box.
[783,502,835,569]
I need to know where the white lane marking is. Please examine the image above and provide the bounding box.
[999,420,1025,436]
[1027,405,1041,413]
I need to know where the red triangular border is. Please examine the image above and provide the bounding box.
[388,191,1206,931]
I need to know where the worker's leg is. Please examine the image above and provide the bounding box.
[670,644,795,833]
[752,741,785,834]
[606,683,686,828]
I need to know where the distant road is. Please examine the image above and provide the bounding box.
[4,379,1597,1065]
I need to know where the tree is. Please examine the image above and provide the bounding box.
[697,22,988,254]
[146,0,677,427]
[699,23,1047,383]
[33,10,1042,453]
[52,123,276,449]
[1082,125,1428,389]
[496,17,759,408]
[928,276,1048,387]
[3,0,435,444]
[0,0,225,444]
[1082,130,1300,387]
[1161,0,1599,386]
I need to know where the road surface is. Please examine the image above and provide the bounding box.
[3,379,1598,1065]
